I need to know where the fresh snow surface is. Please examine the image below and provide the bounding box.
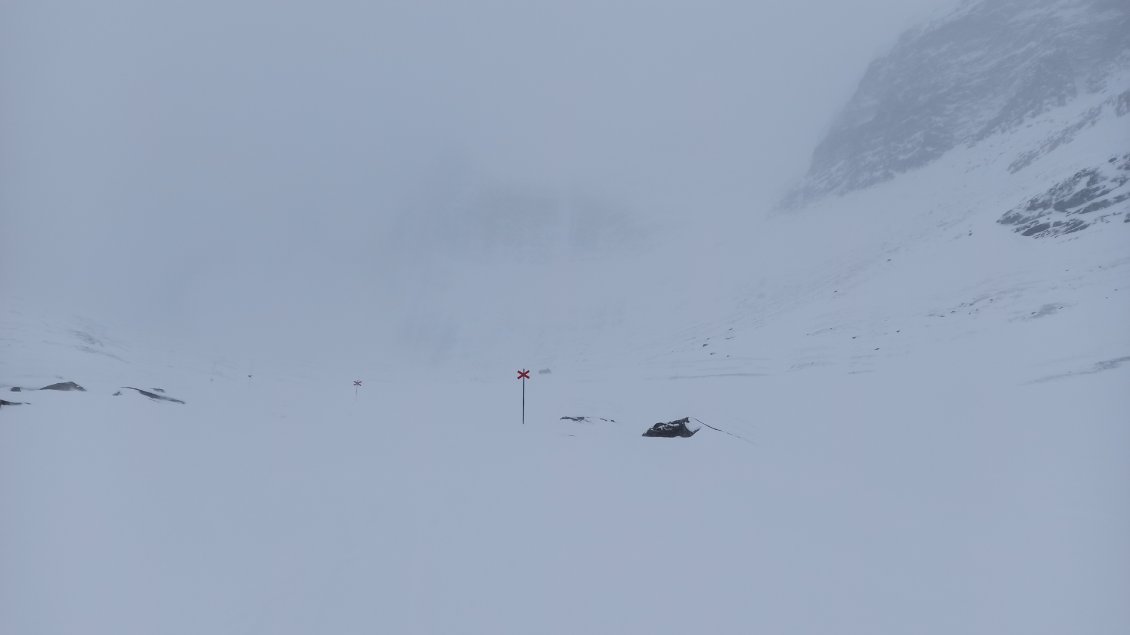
[2,309,1128,635]
[3,11,1129,633]
[3,157,1128,634]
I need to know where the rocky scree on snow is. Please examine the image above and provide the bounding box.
[999,154,1130,237]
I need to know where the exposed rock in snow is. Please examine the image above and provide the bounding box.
[560,416,615,423]
[115,387,186,404]
[40,381,86,391]
[642,417,699,438]
[999,154,1130,237]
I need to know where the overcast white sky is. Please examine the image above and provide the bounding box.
[1,0,958,367]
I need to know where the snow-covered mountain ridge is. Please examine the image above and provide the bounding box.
[785,0,1130,208]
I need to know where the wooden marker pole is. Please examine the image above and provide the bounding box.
[517,369,530,424]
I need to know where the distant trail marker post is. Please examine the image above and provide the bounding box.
[353,379,362,400]
[517,369,530,424]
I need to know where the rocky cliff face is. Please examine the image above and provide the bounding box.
[785,0,1130,207]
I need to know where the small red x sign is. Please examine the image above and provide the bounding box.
[353,380,362,387]
[517,370,530,380]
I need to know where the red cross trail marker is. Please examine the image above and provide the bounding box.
[353,379,362,400]
[517,369,530,424]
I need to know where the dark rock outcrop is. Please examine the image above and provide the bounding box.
[0,399,25,407]
[117,387,186,404]
[643,417,699,438]
[560,416,616,423]
[40,381,86,391]
[999,154,1130,237]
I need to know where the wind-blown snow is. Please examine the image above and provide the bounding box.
[2,0,1129,633]
[3,137,1129,632]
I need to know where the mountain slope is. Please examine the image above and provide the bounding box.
[784,0,1130,207]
